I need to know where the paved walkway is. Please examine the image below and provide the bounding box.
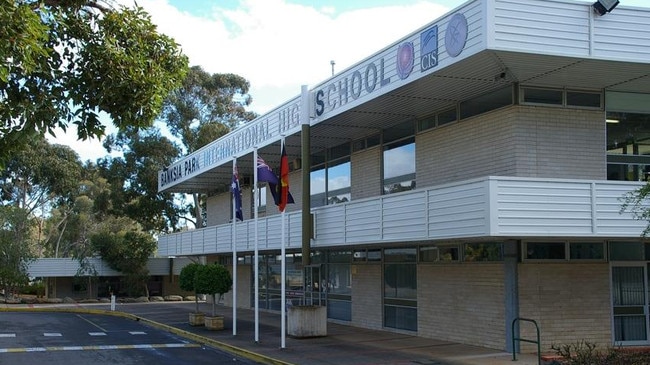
[1,301,542,365]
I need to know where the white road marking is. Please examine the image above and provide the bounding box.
[0,334,16,338]
[43,333,62,337]
[129,331,147,335]
[0,343,200,353]
[89,332,107,336]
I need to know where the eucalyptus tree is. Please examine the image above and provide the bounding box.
[0,0,189,168]
[160,65,257,227]
[100,127,188,232]
[0,205,36,300]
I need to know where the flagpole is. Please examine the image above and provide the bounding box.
[253,147,260,343]
[280,137,287,349]
[232,157,238,336]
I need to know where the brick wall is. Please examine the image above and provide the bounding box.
[518,263,611,352]
[417,106,605,188]
[351,146,382,200]
[418,263,506,349]
[351,264,383,330]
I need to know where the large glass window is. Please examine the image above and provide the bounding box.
[607,112,650,181]
[310,144,351,208]
[383,248,417,331]
[383,121,415,195]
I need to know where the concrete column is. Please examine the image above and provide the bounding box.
[503,240,519,353]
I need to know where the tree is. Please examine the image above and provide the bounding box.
[90,217,157,297]
[0,137,83,258]
[621,186,650,236]
[194,263,232,317]
[0,0,189,168]
[160,66,257,228]
[0,206,36,301]
[100,127,189,232]
[179,262,202,313]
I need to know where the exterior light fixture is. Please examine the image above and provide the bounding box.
[593,0,619,15]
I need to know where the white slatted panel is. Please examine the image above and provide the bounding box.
[382,191,428,240]
[315,205,346,244]
[156,177,650,256]
[493,0,590,55]
[592,7,650,61]
[495,179,594,235]
[428,180,488,238]
[594,183,647,235]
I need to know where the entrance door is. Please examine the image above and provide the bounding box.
[304,264,325,306]
[612,265,649,345]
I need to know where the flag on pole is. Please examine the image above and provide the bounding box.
[232,164,243,221]
[257,154,294,209]
[279,142,290,212]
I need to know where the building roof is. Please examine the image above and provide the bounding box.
[159,0,650,194]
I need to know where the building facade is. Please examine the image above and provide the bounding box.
[157,0,650,352]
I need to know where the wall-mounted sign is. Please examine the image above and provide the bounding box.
[420,25,439,72]
[445,13,468,57]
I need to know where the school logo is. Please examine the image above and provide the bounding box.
[396,41,414,80]
[445,13,468,57]
[420,25,438,72]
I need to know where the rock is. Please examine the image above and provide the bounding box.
[164,295,183,302]
[135,296,149,303]
[149,296,165,302]
[63,297,76,303]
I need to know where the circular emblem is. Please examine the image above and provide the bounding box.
[396,42,414,80]
[445,13,468,58]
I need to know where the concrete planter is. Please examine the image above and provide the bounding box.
[287,305,327,338]
[189,312,205,326]
[204,315,224,330]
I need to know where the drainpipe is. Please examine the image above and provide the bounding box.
[300,85,311,266]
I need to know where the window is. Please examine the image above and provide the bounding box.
[310,145,352,207]
[525,242,566,260]
[464,242,503,262]
[607,111,650,181]
[523,88,562,105]
[523,241,606,261]
[460,86,512,119]
[520,87,602,109]
[383,122,415,195]
[383,247,417,331]
[419,244,459,262]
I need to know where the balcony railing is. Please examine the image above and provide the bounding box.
[157,176,649,257]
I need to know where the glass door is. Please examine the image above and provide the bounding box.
[304,264,325,306]
[612,265,649,345]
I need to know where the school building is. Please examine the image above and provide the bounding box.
[156,0,650,352]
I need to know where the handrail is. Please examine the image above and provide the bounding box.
[511,317,541,365]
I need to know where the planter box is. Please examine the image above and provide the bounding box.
[287,305,327,338]
[204,315,224,330]
[189,312,205,326]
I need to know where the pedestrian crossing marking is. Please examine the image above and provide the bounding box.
[0,343,201,353]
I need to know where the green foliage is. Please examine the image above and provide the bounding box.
[99,128,186,232]
[551,340,650,365]
[179,262,202,312]
[620,183,650,237]
[0,206,36,300]
[195,263,232,316]
[91,218,157,296]
[0,0,189,168]
[0,137,83,212]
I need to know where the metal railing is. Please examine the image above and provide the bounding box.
[511,317,541,365]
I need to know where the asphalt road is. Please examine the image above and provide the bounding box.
[0,311,260,365]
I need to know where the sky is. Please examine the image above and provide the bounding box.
[51,0,650,162]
